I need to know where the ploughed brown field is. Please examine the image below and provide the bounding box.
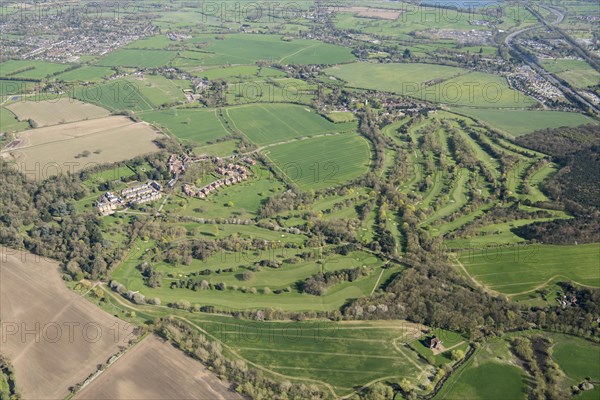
[0,250,136,399]
[75,334,242,400]
[7,98,110,127]
[343,6,402,20]
[0,116,162,177]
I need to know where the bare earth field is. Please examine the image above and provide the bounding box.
[0,251,135,400]
[7,99,110,127]
[76,334,242,400]
[0,116,162,176]
[343,7,401,20]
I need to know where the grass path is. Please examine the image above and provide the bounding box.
[370,267,386,295]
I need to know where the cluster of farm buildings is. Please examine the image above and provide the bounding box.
[96,181,162,215]
[183,157,256,199]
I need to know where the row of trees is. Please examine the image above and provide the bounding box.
[511,336,567,400]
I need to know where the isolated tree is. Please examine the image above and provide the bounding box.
[242,271,254,281]
[176,299,190,309]
[399,378,412,393]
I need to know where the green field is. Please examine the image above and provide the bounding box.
[324,62,466,95]
[227,103,356,145]
[174,34,355,66]
[265,133,371,190]
[439,362,527,399]
[452,108,596,136]
[552,336,600,383]
[54,66,114,82]
[112,237,392,312]
[460,243,600,295]
[73,79,155,112]
[190,65,287,81]
[224,77,317,105]
[541,58,600,88]
[125,75,187,107]
[423,72,537,108]
[192,316,429,397]
[0,60,72,79]
[139,108,228,143]
[0,107,28,132]
[436,337,527,400]
[326,111,356,123]
[193,140,239,157]
[168,163,286,220]
[97,49,178,67]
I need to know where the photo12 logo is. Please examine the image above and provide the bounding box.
[0,321,134,345]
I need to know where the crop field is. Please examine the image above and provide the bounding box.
[177,34,355,66]
[7,98,110,127]
[193,140,239,157]
[0,252,135,399]
[342,6,402,20]
[76,335,241,400]
[226,103,355,145]
[452,108,596,136]
[189,65,287,81]
[421,72,537,108]
[191,315,431,396]
[459,243,600,295]
[1,116,161,176]
[0,106,28,133]
[325,111,356,123]
[73,79,155,112]
[540,58,600,88]
[265,133,372,190]
[54,66,114,82]
[552,335,600,384]
[0,60,72,79]
[324,62,466,95]
[225,78,317,105]
[139,108,228,143]
[97,49,178,68]
[124,75,187,107]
